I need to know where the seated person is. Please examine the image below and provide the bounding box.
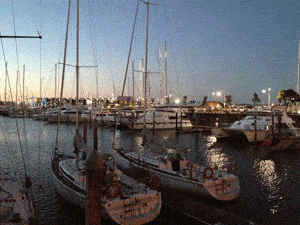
[171,154,182,172]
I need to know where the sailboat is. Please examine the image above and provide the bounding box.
[0,34,40,225]
[0,169,36,224]
[111,0,240,201]
[50,1,161,224]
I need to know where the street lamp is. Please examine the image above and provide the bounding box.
[268,88,271,107]
[262,88,271,107]
[262,89,266,106]
[216,91,226,107]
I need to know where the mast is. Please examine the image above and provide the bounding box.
[16,70,19,111]
[55,0,71,148]
[132,60,135,102]
[5,62,8,104]
[121,0,140,98]
[76,0,80,131]
[158,44,163,103]
[164,41,168,100]
[297,40,300,94]
[55,64,57,107]
[23,65,25,110]
[143,0,150,125]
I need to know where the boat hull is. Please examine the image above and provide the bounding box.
[51,161,87,209]
[105,192,161,225]
[51,155,162,224]
[110,149,240,201]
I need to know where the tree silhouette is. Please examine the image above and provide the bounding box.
[276,89,300,105]
[225,95,232,105]
[252,93,261,105]
[202,96,208,106]
[183,96,187,105]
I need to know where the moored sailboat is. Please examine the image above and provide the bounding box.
[111,148,240,201]
[50,1,161,224]
[0,169,37,224]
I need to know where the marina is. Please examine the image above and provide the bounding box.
[1,0,300,224]
[0,116,300,224]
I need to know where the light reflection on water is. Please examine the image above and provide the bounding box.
[253,159,283,215]
[204,135,231,172]
[1,117,300,224]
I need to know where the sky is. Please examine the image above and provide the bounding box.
[1,0,300,104]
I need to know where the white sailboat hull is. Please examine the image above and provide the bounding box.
[110,149,240,201]
[51,164,87,208]
[51,156,162,225]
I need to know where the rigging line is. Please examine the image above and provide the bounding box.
[11,0,20,72]
[39,0,43,101]
[22,65,31,179]
[1,35,15,103]
[0,121,23,182]
[121,0,140,97]
[55,0,72,149]
[15,120,28,176]
[88,0,99,98]
[10,1,29,176]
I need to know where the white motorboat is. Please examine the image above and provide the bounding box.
[121,109,193,130]
[111,148,240,201]
[212,111,300,142]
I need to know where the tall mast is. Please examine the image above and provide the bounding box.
[132,60,135,101]
[164,41,168,100]
[23,65,25,109]
[16,70,19,109]
[55,0,71,148]
[158,44,163,103]
[96,67,99,99]
[76,0,80,131]
[55,64,57,107]
[144,0,150,124]
[4,62,7,103]
[297,40,300,94]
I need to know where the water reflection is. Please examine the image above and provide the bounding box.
[253,159,283,214]
[205,134,230,171]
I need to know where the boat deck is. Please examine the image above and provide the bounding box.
[0,174,35,224]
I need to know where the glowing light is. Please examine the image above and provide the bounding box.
[175,99,180,104]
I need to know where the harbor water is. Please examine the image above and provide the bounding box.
[0,116,299,224]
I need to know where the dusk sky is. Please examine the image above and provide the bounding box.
[1,0,300,104]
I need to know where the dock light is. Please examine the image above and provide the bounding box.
[175,99,180,104]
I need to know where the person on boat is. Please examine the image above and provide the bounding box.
[113,166,123,182]
[105,166,122,182]
[179,157,189,175]
[171,153,182,172]
[159,157,172,170]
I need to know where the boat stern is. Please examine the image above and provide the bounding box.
[203,175,240,201]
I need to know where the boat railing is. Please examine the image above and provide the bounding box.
[290,128,300,137]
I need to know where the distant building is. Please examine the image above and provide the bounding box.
[203,101,223,109]
[117,96,135,106]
